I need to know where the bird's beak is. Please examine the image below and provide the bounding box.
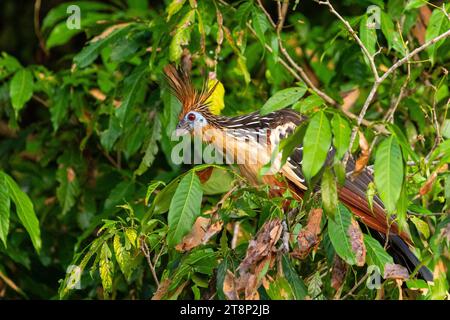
[175,119,190,137]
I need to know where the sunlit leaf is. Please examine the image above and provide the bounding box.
[374,136,404,213]
[9,69,33,115]
[302,111,332,181]
[167,171,203,247]
[261,85,307,115]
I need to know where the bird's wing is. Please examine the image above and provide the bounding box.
[280,139,409,241]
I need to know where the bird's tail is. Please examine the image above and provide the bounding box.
[374,232,434,282]
[339,159,433,281]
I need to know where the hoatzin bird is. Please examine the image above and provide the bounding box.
[164,64,433,281]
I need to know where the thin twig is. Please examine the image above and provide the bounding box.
[0,270,27,298]
[140,237,160,287]
[344,26,450,166]
[34,0,48,56]
[341,272,370,300]
[314,0,379,81]
[256,0,339,107]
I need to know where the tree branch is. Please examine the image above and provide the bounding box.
[344,22,450,165]
[256,0,339,107]
[314,0,379,81]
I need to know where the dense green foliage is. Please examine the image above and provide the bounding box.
[0,0,449,300]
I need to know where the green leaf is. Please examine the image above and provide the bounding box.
[302,111,332,181]
[42,1,113,31]
[100,116,122,152]
[50,87,70,132]
[364,234,393,274]
[252,10,270,47]
[0,173,10,247]
[261,85,307,115]
[201,167,235,195]
[113,234,132,280]
[1,171,41,252]
[374,136,404,213]
[281,254,307,299]
[115,62,148,125]
[56,166,80,215]
[292,94,325,114]
[321,167,338,219]
[360,15,377,56]
[445,175,450,205]
[135,116,162,175]
[328,203,357,265]
[380,11,405,55]
[410,216,430,238]
[99,242,114,295]
[46,22,83,49]
[167,171,203,248]
[331,113,351,160]
[169,10,196,62]
[9,69,33,114]
[73,24,134,68]
[266,276,295,300]
[103,181,135,212]
[388,123,419,162]
[380,12,394,48]
[144,181,166,206]
[405,0,427,11]
[166,0,187,21]
[426,8,450,65]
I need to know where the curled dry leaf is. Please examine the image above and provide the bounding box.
[433,260,447,280]
[348,218,366,267]
[195,167,214,183]
[292,208,322,259]
[239,219,282,272]
[223,270,239,300]
[419,164,448,196]
[352,130,370,178]
[412,6,432,45]
[66,167,76,183]
[341,88,360,112]
[175,210,223,252]
[90,23,131,43]
[331,255,348,291]
[384,263,409,280]
[176,185,236,252]
[151,278,171,300]
[89,88,121,108]
[224,219,282,300]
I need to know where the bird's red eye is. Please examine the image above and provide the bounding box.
[187,113,196,121]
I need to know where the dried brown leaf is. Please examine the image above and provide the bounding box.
[419,164,448,196]
[348,218,366,266]
[331,255,348,291]
[195,167,213,183]
[90,23,131,43]
[175,212,223,252]
[225,219,281,300]
[239,219,282,272]
[66,167,76,183]
[151,278,171,300]
[384,263,409,280]
[412,6,432,45]
[223,270,239,300]
[352,131,370,177]
[341,88,360,112]
[292,208,322,259]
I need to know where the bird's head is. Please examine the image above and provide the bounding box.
[163,65,219,136]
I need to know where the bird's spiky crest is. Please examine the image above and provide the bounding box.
[163,65,218,117]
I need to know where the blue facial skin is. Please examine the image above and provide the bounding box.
[176,111,207,134]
